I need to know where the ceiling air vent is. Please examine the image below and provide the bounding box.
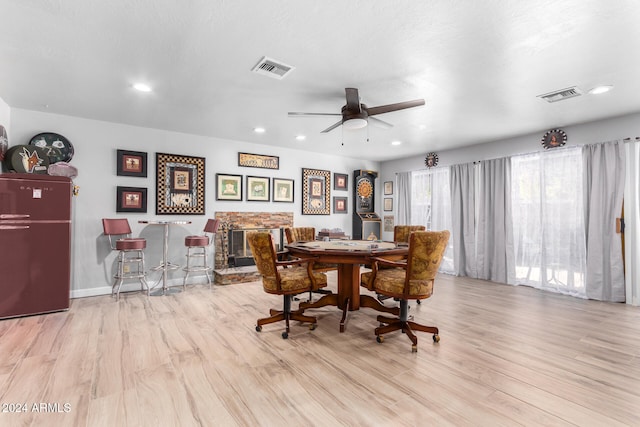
[251,56,294,80]
[537,86,583,103]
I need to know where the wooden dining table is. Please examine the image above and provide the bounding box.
[286,240,407,332]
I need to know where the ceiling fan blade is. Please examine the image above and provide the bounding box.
[320,120,343,133]
[288,112,342,117]
[366,99,425,116]
[369,116,393,129]
[345,88,361,112]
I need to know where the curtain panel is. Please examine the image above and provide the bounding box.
[396,172,411,225]
[624,140,640,305]
[583,141,625,302]
[449,163,477,277]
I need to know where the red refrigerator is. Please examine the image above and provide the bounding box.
[0,173,72,319]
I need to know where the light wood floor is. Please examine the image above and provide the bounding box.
[1,272,639,427]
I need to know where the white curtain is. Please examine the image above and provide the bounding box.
[477,158,515,284]
[450,163,477,277]
[411,168,454,274]
[396,172,411,225]
[511,148,587,297]
[624,140,640,305]
[583,141,625,302]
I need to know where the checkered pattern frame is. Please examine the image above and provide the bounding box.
[156,152,205,215]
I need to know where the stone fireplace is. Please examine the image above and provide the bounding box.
[214,212,293,270]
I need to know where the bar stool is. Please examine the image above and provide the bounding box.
[183,219,220,289]
[102,218,149,300]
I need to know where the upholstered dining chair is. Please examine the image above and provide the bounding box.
[285,226,336,300]
[183,218,220,289]
[247,231,328,339]
[102,218,149,300]
[361,230,450,352]
[393,225,426,243]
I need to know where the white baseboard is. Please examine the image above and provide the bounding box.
[70,277,187,299]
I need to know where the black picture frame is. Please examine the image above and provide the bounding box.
[116,186,147,213]
[334,173,348,191]
[272,178,294,202]
[238,152,279,169]
[216,173,243,201]
[383,181,393,195]
[333,196,348,214]
[246,175,270,201]
[156,153,205,215]
[117,149,147,177]
[384,198,393,211]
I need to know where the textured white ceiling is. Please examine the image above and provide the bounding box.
[1,0,640,161]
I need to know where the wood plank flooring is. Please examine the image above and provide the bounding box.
[1,272,639,426]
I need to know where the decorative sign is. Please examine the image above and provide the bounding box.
[425,152,439,168]
[541,129,567,149]
[238,152,279,169]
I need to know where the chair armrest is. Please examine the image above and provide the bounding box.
[369,256,407,269]
[275,256,318,268]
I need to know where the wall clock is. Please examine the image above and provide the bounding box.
[541,129,567,149]
[425,152,439,168]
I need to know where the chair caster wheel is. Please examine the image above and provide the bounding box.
[433,334,440,343]
[416,299,421,305]
[282,331,289,339]
[376,335,384,343]
[309,323,317,330]
[412,345,418,352]
[255,325,262,332]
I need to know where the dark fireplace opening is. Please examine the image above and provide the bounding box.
[227,227,285,267]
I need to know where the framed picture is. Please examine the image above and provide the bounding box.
[302,168,330,215]
[273,178,294,202]
[238,152,279,169]
[117,149,147,177]
[333,196,348,214]
[156,153,205,215]
[383,215,394,232]
[384,181,393,195]
[334,173,348,191]
[116,186,147,213]
[384,198,393,211]
[216,173,243,201]
[246,176,270,201]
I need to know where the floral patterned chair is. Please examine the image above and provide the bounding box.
[247,232,327,339]
[393,225,426,244]
[361,230,450,352]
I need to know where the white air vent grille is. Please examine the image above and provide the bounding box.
[538,86,583,103]
[251,56,294,80]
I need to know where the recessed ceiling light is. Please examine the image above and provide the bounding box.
[391,140,402,146]
[418,124,427,130]
[253,127,266,133]
[133,83,152,92]
[295,135,306,141]
[588,85,613,95]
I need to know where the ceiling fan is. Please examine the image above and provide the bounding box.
[288,88,425,133]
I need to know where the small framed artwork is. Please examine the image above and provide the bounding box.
[116,186,147,213]
[246,176,270,201]
[383,198,393,211]
[216,173,242,201]
[117,149,147,177]
[302,168,330,215]
[334,173,348,191]
[156,153,205,215]
[333,196,348,214]
[384,181,393,195]
[383,215,394,232]
[273,178,294,202]
[238,152,279,169]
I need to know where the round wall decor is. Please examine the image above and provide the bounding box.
[0,125,8,162]
[425,152,439,168]
[541,129,567,149]
[28,132,74,163]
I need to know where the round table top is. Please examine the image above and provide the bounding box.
[298,240,397,251]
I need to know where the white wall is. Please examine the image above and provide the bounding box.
[378,112,640,240]
[10,109,378,297]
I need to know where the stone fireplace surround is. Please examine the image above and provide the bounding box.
[213,211,294,270]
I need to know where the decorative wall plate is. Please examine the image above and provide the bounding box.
[425,152,439,168]
[28,132,74,163]
[541,129,567,149]
[3,144,49,173]
[0,125,7,162]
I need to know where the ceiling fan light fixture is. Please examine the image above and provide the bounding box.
[342,118,367,130]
